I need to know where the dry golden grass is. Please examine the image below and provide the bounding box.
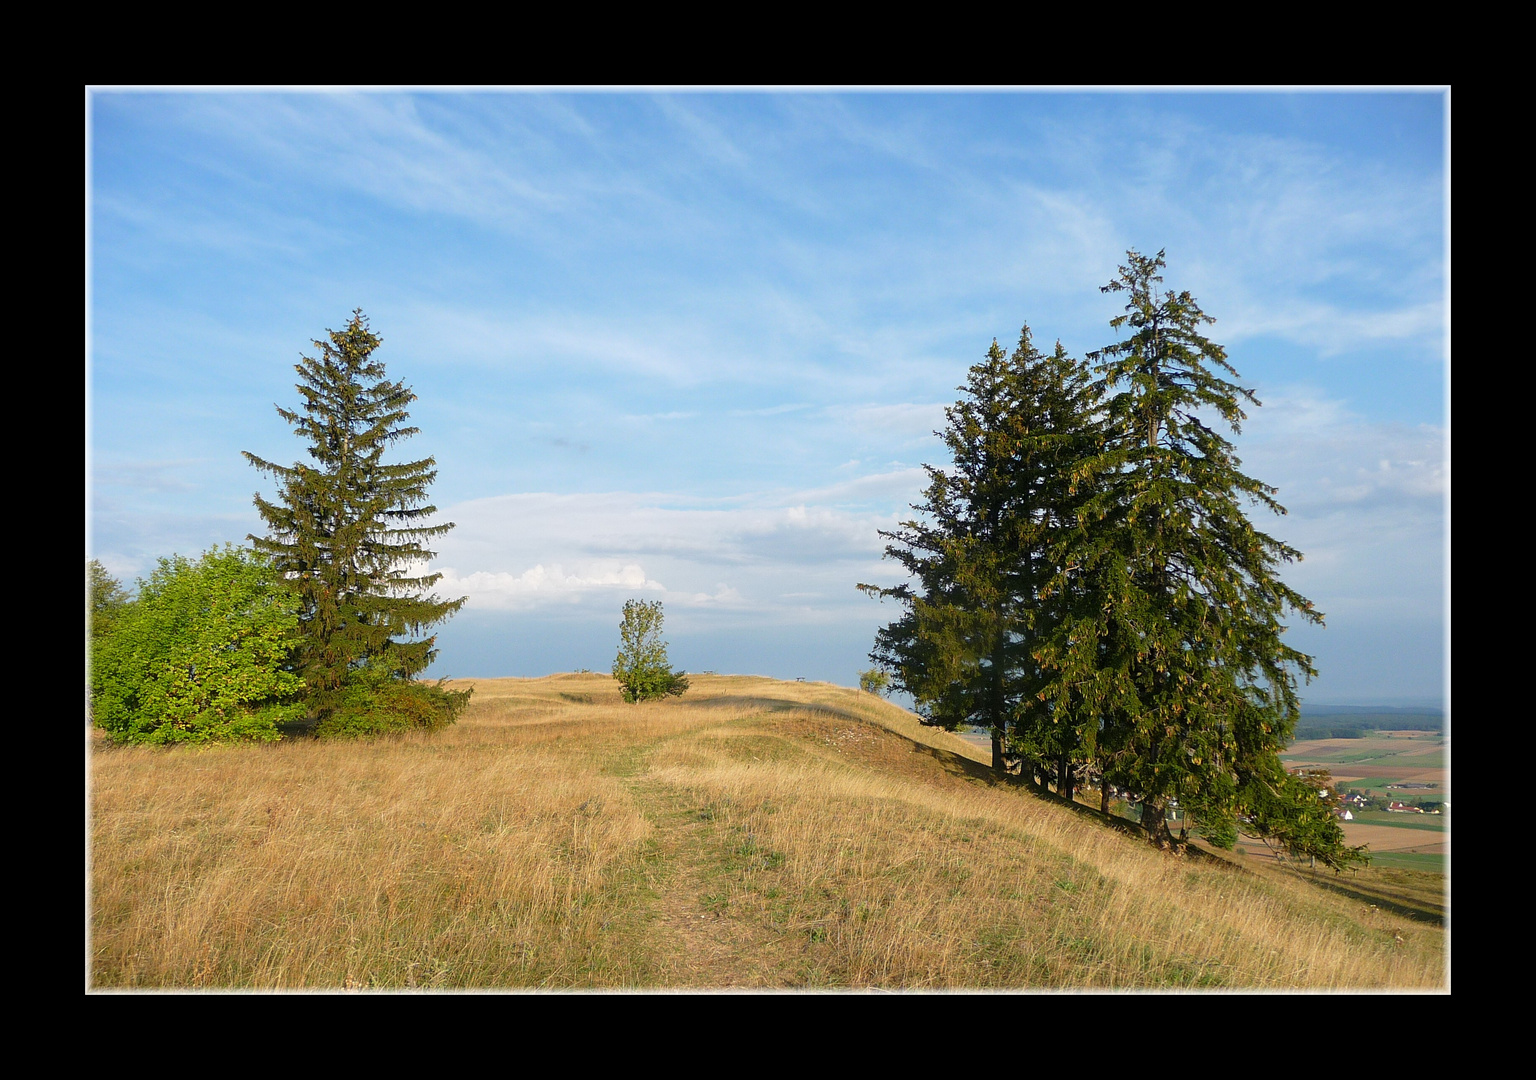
[89,674,1446,990]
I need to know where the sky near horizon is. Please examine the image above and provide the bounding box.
[87,90,1449,707]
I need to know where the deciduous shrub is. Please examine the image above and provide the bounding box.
[90,545,305,744]
[1197,815,1238,850]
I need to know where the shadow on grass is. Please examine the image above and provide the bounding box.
[1272,867,1447,927]
[905,739,1011,785]
[1205,835,1447,926]
[903,742,1208,862]
[682,692,886,724]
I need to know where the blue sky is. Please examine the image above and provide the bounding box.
[87,90,1448,707]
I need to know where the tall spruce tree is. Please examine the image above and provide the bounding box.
[1038,251,1357,863]
[243,310,466,731]
[860,327,1099,779]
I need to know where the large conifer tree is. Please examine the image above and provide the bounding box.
[243,311,465,729]
[1037,251,1353,860]
[860,327,1098,778]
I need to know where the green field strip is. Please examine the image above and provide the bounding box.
[1365,852,1449,873]
[1349,813,1447,833]
[1337,778,1407,792]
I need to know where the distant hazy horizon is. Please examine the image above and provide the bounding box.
[424,611,1446,713]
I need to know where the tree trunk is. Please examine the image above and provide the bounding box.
[1059,750,1073,803]
[992,727,1006,777]
[1142,797,1171,847]
[1100,773,1111,816]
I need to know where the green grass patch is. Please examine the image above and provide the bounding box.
[1351,811,1447,832]
[1365,851,1448,873]
[1285,750,1444,770]
[1338,778,1408,794]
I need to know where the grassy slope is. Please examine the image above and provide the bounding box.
[89,675,1447,990]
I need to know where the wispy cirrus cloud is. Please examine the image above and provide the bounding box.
[91,459,205,493]
[1236,389,1445,630]
[1219,299,1445,356]
[826,403,949,444]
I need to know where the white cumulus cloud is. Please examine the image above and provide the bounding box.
[434,561,665,611]
[419,477,915,624]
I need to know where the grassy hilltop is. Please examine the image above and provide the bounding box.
[90,675,1445,989]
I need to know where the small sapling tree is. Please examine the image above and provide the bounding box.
[859,668,891,696]
[612,599,689,703]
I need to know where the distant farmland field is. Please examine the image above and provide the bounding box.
[1350,811,1446,833]
[1276,732,1449,882]
[1282,733,1449,799]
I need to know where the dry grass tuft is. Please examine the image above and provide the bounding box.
[90,674,1446,989]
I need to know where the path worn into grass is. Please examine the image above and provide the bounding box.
[609,709,842,988]
[608,704,978,988]
[612,707,1051,988]
[627,777,800,987]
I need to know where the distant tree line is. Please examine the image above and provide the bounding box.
[861,250,1367,869]
[89,311,468,744]
[1292,710,1442,742]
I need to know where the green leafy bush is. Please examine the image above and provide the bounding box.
[90,545,306,744]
